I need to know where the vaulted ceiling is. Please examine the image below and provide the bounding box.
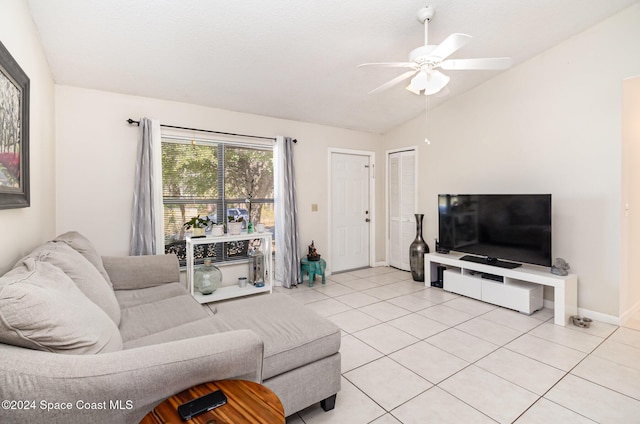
[27,0,637,134]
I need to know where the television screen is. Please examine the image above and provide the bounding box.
[438,194,552,268]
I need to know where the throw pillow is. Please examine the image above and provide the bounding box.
[24,241,121,326]
[0,259,122,354]
[54,231,113,286]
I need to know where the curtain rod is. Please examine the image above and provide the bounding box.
[126,119,296,143]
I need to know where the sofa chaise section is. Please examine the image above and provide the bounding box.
[215,293,342,416]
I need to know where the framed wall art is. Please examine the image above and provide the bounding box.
[0,40,29,209]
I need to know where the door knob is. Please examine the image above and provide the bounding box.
[365,218,370,222]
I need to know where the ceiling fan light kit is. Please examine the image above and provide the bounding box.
[360,6,512,96]
[409,69,450,95]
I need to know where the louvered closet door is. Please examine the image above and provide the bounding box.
[388,150,416,271]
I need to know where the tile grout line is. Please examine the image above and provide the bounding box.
[508,327,618,423]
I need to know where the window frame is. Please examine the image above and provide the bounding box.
[159,135,274,266]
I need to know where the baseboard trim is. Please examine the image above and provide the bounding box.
[543,299,620,326]
[618,299,640,326]
[577,307,620,326]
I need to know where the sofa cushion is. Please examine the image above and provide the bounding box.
[22,241,121,325]
[215,293,341,380]
[114,282,189,309]
[103,255,180,290]
[0,259,122,354]
[54,231,112,286]
[119,294,209,343]
[123,317,234,349]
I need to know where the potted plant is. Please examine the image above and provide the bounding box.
[227,215,243,235]
[210,222,224,236]
[183,215,213,237]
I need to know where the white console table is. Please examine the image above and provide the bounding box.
[186,232,273,304]
[425,252,577,326]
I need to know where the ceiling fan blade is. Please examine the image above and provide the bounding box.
[369,70,417,94]
[358,62,416,68]
[428,33,472,61]
[440,57,513,70]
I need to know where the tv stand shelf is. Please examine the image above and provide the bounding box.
[425,252,577,326]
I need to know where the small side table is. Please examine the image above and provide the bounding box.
[140,380,284,424]
[300,257,326,287]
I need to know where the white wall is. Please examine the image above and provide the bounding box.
[382,4,640,318]
[0,0,56,274]
[621,75,640,320]
[55,86,384,269]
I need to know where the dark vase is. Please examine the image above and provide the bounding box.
[410,214,430,282]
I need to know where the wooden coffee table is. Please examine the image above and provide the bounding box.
[140,380,285,424]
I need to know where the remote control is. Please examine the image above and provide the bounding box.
[177,389,227,421]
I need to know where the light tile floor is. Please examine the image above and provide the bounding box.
[276,266,640,424]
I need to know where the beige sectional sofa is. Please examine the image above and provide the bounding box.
[0,232,341,423]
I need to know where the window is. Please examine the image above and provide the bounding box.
[161,137,274,266]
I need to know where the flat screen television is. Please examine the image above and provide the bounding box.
[438,194,552,268]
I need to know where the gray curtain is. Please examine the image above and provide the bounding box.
[130,118,156,255]
[275,136,301,288]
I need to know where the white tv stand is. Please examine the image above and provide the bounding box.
[425,252,577,326]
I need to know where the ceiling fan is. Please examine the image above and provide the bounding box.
[359,6,512,96]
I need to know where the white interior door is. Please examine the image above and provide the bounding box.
[388,150,416,271]
[331,152,370,272]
